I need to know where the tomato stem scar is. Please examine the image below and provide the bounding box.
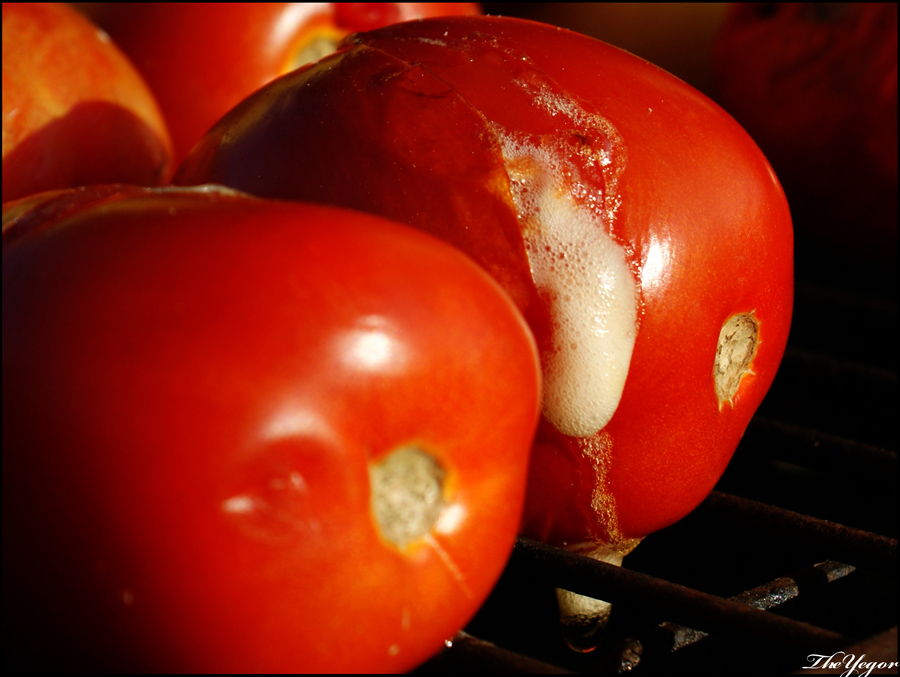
[714,312,760,409]
[289,32,343,71]
[369,446,445,550]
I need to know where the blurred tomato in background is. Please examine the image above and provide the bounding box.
[713,2,897,262]
[483,3,730,95]
[2,3,172,203]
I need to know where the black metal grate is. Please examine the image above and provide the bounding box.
[415,235,898,674]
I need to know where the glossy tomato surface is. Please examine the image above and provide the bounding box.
[81,2,481,165]
[713,2,897,259]
[1,3,172,203]
[2,186,540,672]
[175,16,794,552]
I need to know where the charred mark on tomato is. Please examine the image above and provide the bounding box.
[369,446,446,550]
[714,312,760,408]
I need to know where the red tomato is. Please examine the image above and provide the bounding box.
[174,15,793,572]
[1,3,172,203]
[712,2,897,260]
[2,186,540,672]
[79,2,481,166]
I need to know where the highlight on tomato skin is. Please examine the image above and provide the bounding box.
[174,12,794,553]
[1,3,173,204]
[2,186,541,673]
[75,2,482,166]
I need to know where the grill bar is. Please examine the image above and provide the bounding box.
[661,559,856,650]
[700,492,898,576]
[507,537,851,651]
[745,416,898,476]
[427,631,576,674]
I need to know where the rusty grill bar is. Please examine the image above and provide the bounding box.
[416,240,898,674]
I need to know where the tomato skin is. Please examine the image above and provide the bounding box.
[712,2,897,259]
[2,187,540,672]
[174,16,794,548]
[1,3,172,203]
[81,2,481,166]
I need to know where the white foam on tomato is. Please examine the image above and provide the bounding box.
[492,87,638,438]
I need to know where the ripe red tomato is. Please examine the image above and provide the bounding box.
[79,2,481,166]
[1,3,172,203]
[174,15,793,571]
[712,2,897,260]
[2,186,540,672]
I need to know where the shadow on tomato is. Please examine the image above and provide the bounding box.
[2,101,171,203]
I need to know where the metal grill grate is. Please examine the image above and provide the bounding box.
[416,237,898,674]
